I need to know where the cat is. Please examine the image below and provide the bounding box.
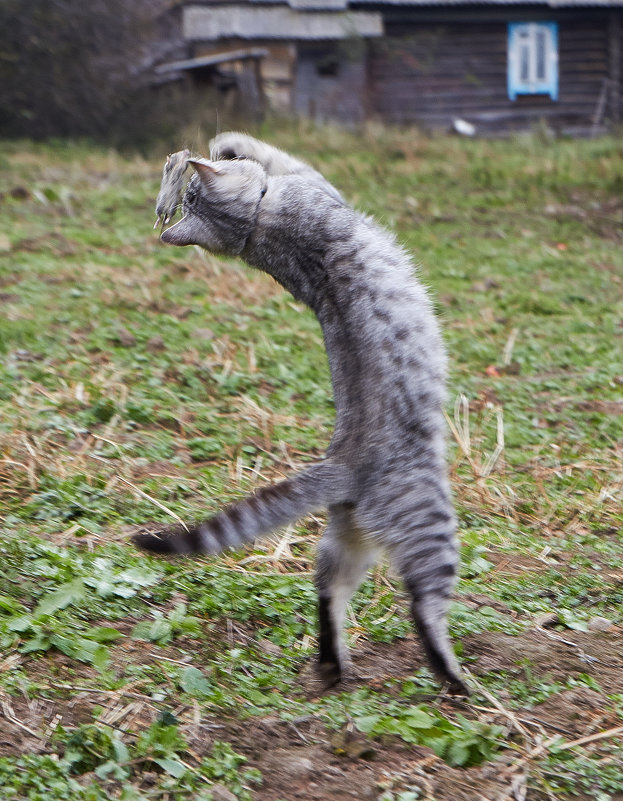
[134,133,468,696]
[153,134,343,228]
[210,132,344,204]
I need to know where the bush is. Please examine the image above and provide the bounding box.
[0,0,187,145]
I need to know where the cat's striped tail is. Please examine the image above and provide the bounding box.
[133,461,350,556]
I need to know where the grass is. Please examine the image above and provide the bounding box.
[0,123,622,800]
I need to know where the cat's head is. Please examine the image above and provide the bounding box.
[161,158,267,255]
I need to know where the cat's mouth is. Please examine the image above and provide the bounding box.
[155,211,177,230]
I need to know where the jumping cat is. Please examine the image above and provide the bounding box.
[134,134,468,696]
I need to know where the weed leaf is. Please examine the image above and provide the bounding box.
[84,625,124,643]
[34,578,85,617]
[7,614,33,632]
[180,666,213,698]
[152,757,187,778]
[132,618,173,643]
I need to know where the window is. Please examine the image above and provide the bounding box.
[507,22,558,101]
[316,57,339,78]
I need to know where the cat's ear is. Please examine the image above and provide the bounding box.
[160,215,201,247]
[188,159,222,186]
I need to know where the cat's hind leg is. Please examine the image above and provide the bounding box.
[393,531,469,695]
[409,589,468,696]
[315,504,378,686]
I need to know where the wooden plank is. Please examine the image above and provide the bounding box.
[609,12,621,122]
[372,94,601,120]
[368,16,613,131]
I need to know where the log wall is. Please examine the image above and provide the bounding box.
[368,11,622,134]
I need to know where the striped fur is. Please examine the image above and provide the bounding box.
[138,135,468,696]
[209,131,344,204]
[134,462,351,554]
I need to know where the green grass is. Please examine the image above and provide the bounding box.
[0,124,622,799]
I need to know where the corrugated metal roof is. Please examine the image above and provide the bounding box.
[289,0,349,9]
[191,0,623,8]
[183,5,383,38]
[352,0,623,6]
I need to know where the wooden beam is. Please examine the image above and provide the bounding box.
[253,56,267,121]
[155,48,269,75]
[608,12,621,123]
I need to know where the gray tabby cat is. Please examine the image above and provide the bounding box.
[134,133,468,696]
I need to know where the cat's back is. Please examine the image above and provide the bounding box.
[255,172,445,362]
[248,173,447,448]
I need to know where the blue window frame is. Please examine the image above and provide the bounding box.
[508,22,559,101]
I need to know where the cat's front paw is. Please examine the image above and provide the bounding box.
[210,132,252,162]
[444,675,470,697]
[209,132,278,173]
[317,659,342,688]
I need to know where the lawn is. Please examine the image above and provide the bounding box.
[0,123,622,800]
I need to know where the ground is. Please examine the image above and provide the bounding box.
[0,125,621,800]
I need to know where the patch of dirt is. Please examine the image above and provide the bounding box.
[575,399,623,415]
[544,198,623,241]
[465,628,623,694]
[189,627,622,800]
[295,635,429,701]
[484,545,623,586]
[3,619,622,798]
[485,550,548,577]
[539,396,623,417]
[226,717,514,801]
[533,688,610,736]
[15,232,78,257]
[0,682,95,758]
[0,272,21,288]
[229,628,623,801]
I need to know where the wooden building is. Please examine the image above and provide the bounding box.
[361,1,622,135]
[158,0,623,134]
